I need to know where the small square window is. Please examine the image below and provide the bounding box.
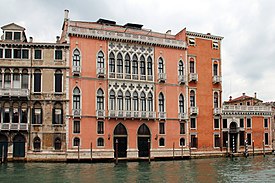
[159,122,165,134]
[223,119,227,129]
[34,50,42,60]
[191,118,196,129]
[55,50,62,60]
[264,118,268,128]
[5,49,12,58]
[214,134,220,147]
[189,38,195,46]
[22,49,29,59]
[97,121,104,134]
[73,120,80,133]
[14,32,21,40]
[14,49,21,59]
[264,133,269,145]
[180,123,185,134]
[240,118,244,128]
[5,32,12,40]
[247,118,252,128]
[247,133,252,145]
[212,41,219,49]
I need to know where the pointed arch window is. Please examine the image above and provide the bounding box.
[54,137,61,150]
[179,94,184,113]
[109,90,115,110]
[158,58,164,73]
[159,93,165,112]
[125,91,131,111]
[33,136,41,151]
[141,92,146,111]
[73,49,80,68]
[132,54,138,75]
[97,89,104,110]
[97,51,104,69]
[133,91,139,111]
[140,55,146,75]
[179,60,184,76]
[117,53,123,74]
[117,90,123,110]
[125,54,131,75]
[214,92,219,108]
[190,90,195,107]
[73,87,81,110]
[190,59,195,73]
[147,56,153,76]
[148,92,153,111]
[55,69,63,92]
[109,52,115,73]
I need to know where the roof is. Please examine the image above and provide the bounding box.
[1,23,25,31]
[225,94,263,104]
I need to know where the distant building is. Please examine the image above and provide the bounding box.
[61,10,223,160]
[0,23,69,161]
[222,93,273,154]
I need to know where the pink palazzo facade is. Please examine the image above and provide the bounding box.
[61,10,225,160]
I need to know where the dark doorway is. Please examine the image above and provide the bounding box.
[137,124,151,157]
[113,123,127,158]
[0,134,8,161]
[13,134,25,157]
[229,122,238,153]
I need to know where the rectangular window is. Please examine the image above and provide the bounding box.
[5,32,12,40]
[55,50,62,60]
[159,122,165,134]
[55,73,62,92]
[247,118,251,128]
[97,121,104,134]
[14,49,21,59]
[239,131,245,146]
[73,120,80,133]
[247,133,252,146]
[5,49,12,58]
[214,118,219,129]
[213,41,219,49]
[213,63,218,76]
[12,108,19,123]
[33,109,42,124]
[264,133,269,145]
[191,118,196,129]
[222,131,228,147]
[191,135,198,148]
[188,38,195,46]
[4,108,10,123]
[22,49,29,59]
[14,32,21,40]
[264,118,268,128]
[180,123,185,134]
[21,109,28,123]
[34,50,42,59]
[54,109,62,124]
[13,74,20,88]
[0,48,3,58]
[34,73,41,92]
[21,74,28,89]
[4,74,11,88]
[240,118,244,128]
[214,134,220,148]
[223,119,227,128]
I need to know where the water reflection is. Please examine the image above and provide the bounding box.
[0,156,274,182]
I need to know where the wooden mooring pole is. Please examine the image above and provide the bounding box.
[173,142,175,160]
[115,139,118,165]
[263,140,265,157]
[78,144,80,162]
[252,140,255,156]
[90,142,93,162]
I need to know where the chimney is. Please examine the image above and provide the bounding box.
[166,30,171,34]
[29,37,33,43]
[254,92,257,99]
[207,33,211,35]
[56,36,60,43]
[64,9,69,20]
[229,96,232,101]
[242,93,245,96]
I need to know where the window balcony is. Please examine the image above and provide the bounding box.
[189,73,198,82]
[72,109,81,117]
[178,113,188,121]
[190,107,199,115]
[72,66,81,76]
[0,88,29,98]
[178,75,186,84]
[158,112,166,120]
[0,123,28,131]
[96,110,105,119]
[213,108,222,115]
[148,111,156,119]
[96,68,106,78]
[158,73,166,83]
[212,76,222,84]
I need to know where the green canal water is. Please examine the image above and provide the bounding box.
[0,155,275,183]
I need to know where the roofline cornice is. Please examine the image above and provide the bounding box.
[186,31,223,40]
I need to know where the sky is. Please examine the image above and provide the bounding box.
[1,0,275,102]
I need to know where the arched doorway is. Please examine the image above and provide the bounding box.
[137,124,151,157]
[13,134,25,157]
[229,122,238,153]
[113,123,127,158]
[0,134,8,161]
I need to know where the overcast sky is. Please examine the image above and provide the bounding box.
[1,0,275,102]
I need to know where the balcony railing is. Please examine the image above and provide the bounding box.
[158,112,166,120]
[148,111,156,119]
[158,73,167,82]
[133,111,140,118]
[141,111,147,118]
[189,73,198,82]
[147,75,153,81]
[213,108,222,115]
[109,72,115,78]
[0,88,29,98]
[223,105,272,112]
[190,107,199,115]
[212,76,222,83]
[96,110,105,119]
[178,75,186,84]
[178,113,188,120]
[72,109,81,117]
[96,68,106,78]
[72,66,81,75]
[107,110,156,119]
[229,127,239,133]
[0,123,28,131]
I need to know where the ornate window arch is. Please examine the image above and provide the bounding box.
[132,54,138,76]
[214,92,219,108]
[147,56,153,76]
[133,91,139,111]
[117,90,123,110]
[117,52,123,74]
[109,89,116,110]
[33,136,41,151]
[73,49,81,67]
[53,102,63,124]
[125,53,131,77]
[140,91,146,111]
[73,87,81,110]
[148,92,153,111]
[97,51,105,69]
[190,90,196,107]
[97,88,104,110]
[140,55,146,76]
[179,94,184,113]
[178,60,184,76]
[54,69,63,93]
[125,90,131,111]
[109,52,115,73]
[158,57,164,74]
[158,92,165,112]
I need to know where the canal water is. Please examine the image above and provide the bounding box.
[0,155,274,183]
